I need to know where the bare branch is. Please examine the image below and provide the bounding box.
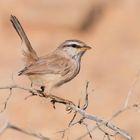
[0,89,12,113]
[82,121,92,139]
[0,122,51,140]
[0,121,9,135]
[81,81,89,110]
[73,106,132,140]
[75,71,139,140]
[0,84,133,140]
[124,70,140,109]
[109,71,140,121]
[69,81,90,127]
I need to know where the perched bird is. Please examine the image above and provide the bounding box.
[10,15,91,94]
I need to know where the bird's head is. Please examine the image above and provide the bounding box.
[58,40,91,59]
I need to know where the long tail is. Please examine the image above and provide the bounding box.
[10,15,38,66]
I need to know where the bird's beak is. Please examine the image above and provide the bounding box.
[81,45,92,51]
[85,45,92,50]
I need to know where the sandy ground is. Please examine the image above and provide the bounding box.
[0,0,140,140]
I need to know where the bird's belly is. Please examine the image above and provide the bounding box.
[28,63,80,90]
[29,74,62,89]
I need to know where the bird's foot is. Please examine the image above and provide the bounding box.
[36,86,46,97]
[40,86,45,92]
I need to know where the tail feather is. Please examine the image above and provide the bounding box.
[18,68,26,76]
[10,15,38,65]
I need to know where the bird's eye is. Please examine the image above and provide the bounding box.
[71,44,77,48]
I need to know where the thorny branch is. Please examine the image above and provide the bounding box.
[0,81,136,140]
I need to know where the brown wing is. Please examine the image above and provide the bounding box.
[19,53,74,76]
[10,15,38,66]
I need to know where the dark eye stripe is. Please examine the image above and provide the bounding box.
[68,44,82,48]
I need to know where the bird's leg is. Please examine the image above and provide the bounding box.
[36,86,46,97]
[30,82,33,88]
[40,86,45,92]
[25,85,46,99]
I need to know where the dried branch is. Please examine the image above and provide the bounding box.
[124,71,140,108]
[81,81,89,110]
[82,121,92,139]
[77,71,140,140]
[0,88,12,113]
[0,121,51,140]
[109,70,140,121]
[69,82,89,127]
[0,83,133,140]
[73,106,132,140]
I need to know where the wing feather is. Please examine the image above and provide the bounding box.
[19,53,74,76]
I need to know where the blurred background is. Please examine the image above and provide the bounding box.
[0,0,140,139]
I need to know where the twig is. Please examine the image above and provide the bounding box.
[0,88,12,113]
[82,121,92,139]
[81,81,89,110]
[0,122,51,140]
[0,121,8,135]
[0,84,133,140]
[109,71,140,121]
[68,106,79,127]
[124,71,140,109]
[75,125,98,140]
[69,81,89,127]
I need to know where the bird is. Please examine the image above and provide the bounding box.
[10,15,91,94]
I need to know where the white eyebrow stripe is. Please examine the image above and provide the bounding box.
[66,41,82,46]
